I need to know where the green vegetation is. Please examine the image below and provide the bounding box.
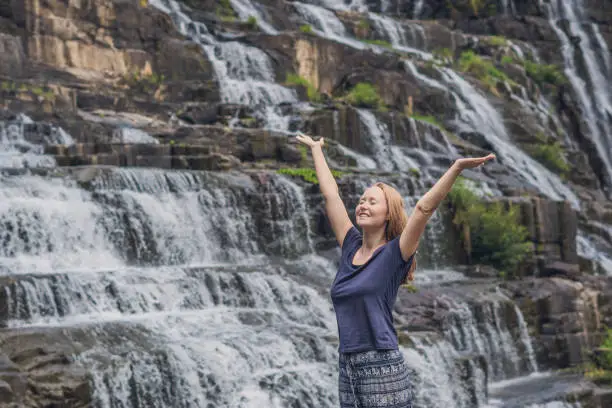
[408,113,458,143]
[297,145,309,164]
[362,39,392,48]
[277,167,344,184]
[246,16,258,30]
[357,19,370,31]
[400,283,418,293]
[584,329,612,386]
[447,179,532,276]
[500,55,514,65]
[433,48,453,61]
[487,35,508,47]
[122,71,165,93]
[344,82,385,111]
[457,50,513,95]
[410,114,443,128]
[1,81,55,102]
[216,0,237,22]
[526,142,570,176]
[470,0,486,14]
[523,60,566,86]
[299,24,313,34]
[285,73,322,103]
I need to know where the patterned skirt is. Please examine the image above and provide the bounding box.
[338,349,415,408]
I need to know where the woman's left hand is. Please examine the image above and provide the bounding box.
[454,153,496,170]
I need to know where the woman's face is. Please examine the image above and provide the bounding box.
[355,186,388,229]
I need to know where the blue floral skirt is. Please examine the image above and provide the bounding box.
[338,349,415,408]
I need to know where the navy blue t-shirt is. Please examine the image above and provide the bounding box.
[330,226,414,353]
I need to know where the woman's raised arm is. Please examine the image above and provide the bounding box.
[399,154,496,261]
[296,133,353,247]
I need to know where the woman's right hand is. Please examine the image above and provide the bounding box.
[296,132,324,148]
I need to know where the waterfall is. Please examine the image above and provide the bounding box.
[355,108,458,174]
[293,2,368,49]
[368,13,430,58]
[406,60,580,208]
[577,232,612,275]
[500,0,516,15]
[149,0,296,130]
[356,109,399,171]
[0,163,582,406]
[403,336,488,408]
[0,114,73,169]
[228,0,278,34]
[444,296,537,381]
[0,167,336,408]
[413,0,424,19]
[436,67,581,209]
[540,0,612,186]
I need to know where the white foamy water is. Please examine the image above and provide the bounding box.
[0,163,561,407]
[437,67,580,209]
[540,0,612,185]
[149,0,296,130]
[368,13,431,59]
[293,2,368,49]
[229,0,278,34]
[403,336,487,408]
[577,232,612,275]
[0,114,74,169]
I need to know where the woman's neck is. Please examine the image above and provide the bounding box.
[361,228,387,252]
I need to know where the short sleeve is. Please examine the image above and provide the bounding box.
[341,226,361,260]
[389,236,415,287]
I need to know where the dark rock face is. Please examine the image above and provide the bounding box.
[0,330,91,407]
[503,277,612,370]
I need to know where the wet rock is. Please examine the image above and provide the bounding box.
[455,354,489,405]
[540,261,581,279]
[503,277,612,370]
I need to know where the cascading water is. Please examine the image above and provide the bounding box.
[403,336,488,408]
[413,63,581,209]
[0,167,342,407]
[3,0,606,406]
[540,0,612,187]
[413,0,424,19]
[228,0,278,34]
[0,163,550,407]
[356,108,459,175]
[0,114,74,169]
[368,13,430,58]
[149,0,296,130]
[443,296,537,382]
[293,2,368,49]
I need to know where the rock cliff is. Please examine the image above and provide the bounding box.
[1,0,612,406]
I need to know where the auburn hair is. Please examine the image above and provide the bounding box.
[374,182,417,283]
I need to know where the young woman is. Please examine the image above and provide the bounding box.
[296,132,495,408]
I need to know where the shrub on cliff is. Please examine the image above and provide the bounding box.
[447,179,532,276]
[277,167,344,184]
[523,60,566,87]
[585,328,612,386]
[345,83,386,111]
[285,73,322,103]
[525,141,570,177]
[457,50,513,96]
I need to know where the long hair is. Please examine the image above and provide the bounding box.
[374,182,417,283]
